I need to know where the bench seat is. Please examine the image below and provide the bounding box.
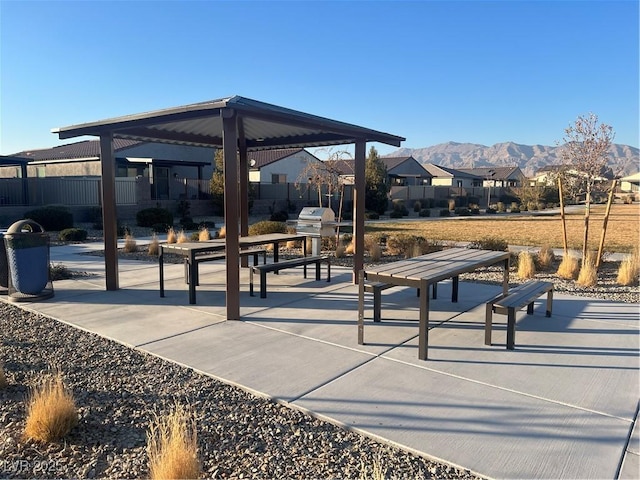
[186,248,267,285]
[250,255,330,298]
[485,280,553,349]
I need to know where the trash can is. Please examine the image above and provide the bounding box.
[0,229,7,294]
[4,219,54,302]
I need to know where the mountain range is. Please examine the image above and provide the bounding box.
[387,142,639,177]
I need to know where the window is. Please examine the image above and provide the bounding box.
[271,174,286,184]
[36,166,46,178]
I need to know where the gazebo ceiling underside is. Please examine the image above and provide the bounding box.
[53,96,405,151]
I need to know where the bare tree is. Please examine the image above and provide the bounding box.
[296,148,351,212]
[558,113,615,265]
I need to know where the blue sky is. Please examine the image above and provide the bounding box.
[1,0,638,157]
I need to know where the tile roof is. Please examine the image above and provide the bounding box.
[331,156,425,176]
[247,148,306,168]
[11,139,144,161]
[457,166,522,180]
[423,164,480,178]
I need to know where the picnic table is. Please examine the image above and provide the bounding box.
[159,233,307,304]
[358,247,510,360]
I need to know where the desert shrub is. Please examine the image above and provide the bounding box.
[269,211,289,222]
[418,209,431,217]
[439,209,450,217]
[577,254,597,287]
[389,210,403,219]
[49,263,73,280]
[0,364,7,389]
[496,202,506,213]
[365,212,379,220]
[147,404,201,480]
[198,228,211,241]
[24,370,78,442]
[58,228,87,242]
[24,206,73,231]
[148,235,160,256]
[527,201,539,211]
[167,227,177,244]
[556,254,579,280]
[616,247,639,286]
[470,207,480,215]
[623,195,634,205]
[386,234,422,258]
[536,245,555,271]
[511,206,521,214]
[123,234,137,253]
[469,237,508,251]
[151,223,172,235]
[485,207,497,214]
[217,226,226,239]
[189,232,199,241]
[248,221,287,236]
[176,230,188,244]
[413,200,422,212]
[447,198,455,211]
[454,207,470,216]
[517,251,536,279]
[369,242,382,261]
[136,208,173,228]
[335,243,346,258]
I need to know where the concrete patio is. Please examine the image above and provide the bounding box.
[6,241,639,480]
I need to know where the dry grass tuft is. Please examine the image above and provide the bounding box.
[24,370,78,442]
[148,235,160,256]
[359,455,386,480]
[335,243,346,258]
[218,226,226,239]
[410,242,422,258]
[536,245,555,271]
[345,239,355,255]
[147,404,201,480]
[617,247,640,286]
[577,254,598,287]
[167,228,177,244]
[517,251,536,279]
[176,230,188,244]
[123,234,137,253]
[0,364,7,389]
[556,254,579,280]
[198,228,210,242]
[369,242,382,262]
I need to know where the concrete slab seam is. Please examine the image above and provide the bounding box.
[615,400,640,479]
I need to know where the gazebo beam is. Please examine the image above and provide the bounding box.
[353,140,366,282]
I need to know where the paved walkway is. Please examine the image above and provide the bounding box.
[6,242,639,479]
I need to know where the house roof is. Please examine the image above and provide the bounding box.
[331,156,429,176]
[423,164,480,178]
[11,139,144,162]
[248,148,307,169]
[53,95,405,150]
[457,166,522,180]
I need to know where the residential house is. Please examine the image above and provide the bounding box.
[423,164,483,188]
[248,148,323,184]
[334,156,432,186]
[620,172,640,193]
[456,166,525,188]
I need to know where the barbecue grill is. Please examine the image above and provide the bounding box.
[295,207,337,255]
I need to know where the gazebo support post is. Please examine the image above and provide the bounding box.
[353,140,366,283]
[238,118,249,267]
[99,132,119,290]
[222,109,240,320]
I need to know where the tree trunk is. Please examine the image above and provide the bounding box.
[596,180,617,270]
[582,189,591,266]
[558,178,568,253]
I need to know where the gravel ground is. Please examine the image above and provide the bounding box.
[4,226,632,479]
[0,302,482,480]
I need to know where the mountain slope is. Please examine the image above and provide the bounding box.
[387,142,639,177]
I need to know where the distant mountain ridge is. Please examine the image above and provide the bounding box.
[387,142,639,177]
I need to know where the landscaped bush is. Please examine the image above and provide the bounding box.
[485,207,497,214]
[556,254,579,279]
[413,200,422,212]
[623,195,634,204]
[24,206,74,231]
[418,208,431,217]
[470,207,480,215]
[439,209,450,217]
[391,200,409,216]
[248,220,287,236]
[49,263,73,280]
[469,237,508,251]
[123,234,137,253]
[148,235,160,256]
[448,199,456,211]
[136,207,174,228]
[454,207,471,216]
[386,234,418,257]
[269,211,289,222]
[58,228,87,242]
[365,212,379,220]
[496,202,506,213]
[617,247,640,286]
[389,210,403,219]
[198,221,216,230]
[577,255,597,287]
[517,251,536,279]
[152,223,173,234]
[536,245,555,271]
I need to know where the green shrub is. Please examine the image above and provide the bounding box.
[49,263,73,280]
[24,206,73,231]
[190,232,200,241]
[486,207,497,214]
[413,201,422,212]
[439,209,450,217]
[269,211,289,222]
[58,228,87,242]
[248,220,287,236]
[511,207,521,213]
[151,223,172,234]
[136,208,173,228]
[419,208,431,217]
[365,212,379,220]
[389,210,403,219]
[470,207,480,215]
[454,207,470,216]
[469,237,508,251]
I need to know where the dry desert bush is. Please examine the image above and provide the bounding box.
[218,226,226,239]
[617,246,640,286]
[24,370,78,443]
[176,230,188,244]
[148,234,160,256]
[536,245,555,271]
[577,254,598,287]
[147,404,201,480]
[335,243,346,258]
[369,242,382,262]
[123,234,137,253]
[517,251,536,280]
[167,228,177,244]
[198,228,210,241]
[556,254,580,280]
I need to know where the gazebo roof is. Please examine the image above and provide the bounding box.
[53,95,405,150]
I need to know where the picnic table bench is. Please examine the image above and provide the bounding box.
[485,280,554,349]
[250,255,330,298]
[185,248,267,285]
